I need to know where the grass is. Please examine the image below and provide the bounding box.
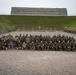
[0,15,76,31]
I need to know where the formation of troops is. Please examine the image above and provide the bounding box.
[0,34,76,51]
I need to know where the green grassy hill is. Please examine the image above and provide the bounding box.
[0,15,76,31]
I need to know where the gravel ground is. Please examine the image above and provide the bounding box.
[0,50,76,75]
[0,31,76,75]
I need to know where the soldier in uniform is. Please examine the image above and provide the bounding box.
[66,41,71,51]
[38,41,44,50]
[44,41,49,50]
[48,41,53,50]
[16,40,22,50]
[29,41,35,50]
[62,41,67,51]
[70,41,76,51]
[22,42,27,50]
[57,40,62,51]
[35,42,39,50]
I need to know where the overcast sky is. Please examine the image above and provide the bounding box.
[0,0,76,15]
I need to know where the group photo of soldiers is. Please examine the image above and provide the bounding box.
[0,33,76,51]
